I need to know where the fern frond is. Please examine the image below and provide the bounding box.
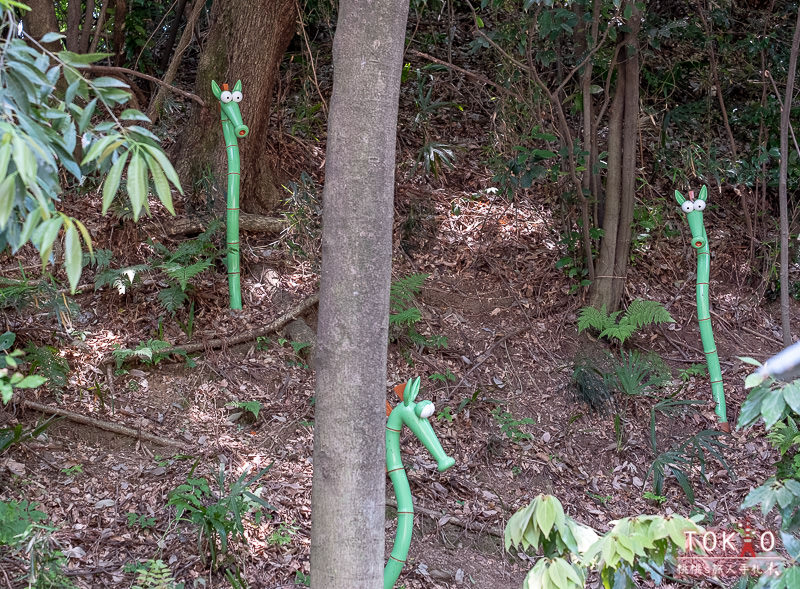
[157,285,188,314]
[598,323,636,346]
[389,307,422,326]
[622,299,674,330]
[24,344,70,388]
[577,304,613,333]
[767,417,800,456]
[162,259,212,291]
[390,273,428,312]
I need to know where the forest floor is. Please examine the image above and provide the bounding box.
[0,37,794,589]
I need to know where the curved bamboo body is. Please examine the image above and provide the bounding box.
[385,415,413,589]
[221,117,242,309]
[694,228,728,425]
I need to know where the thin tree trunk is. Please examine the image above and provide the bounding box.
[779,6,800,345]
[147,0,205,121]
[158,0,189,72]
[89,0,110,53]
[66,0,82,51]
[310,0,410,587]
[78,0,96,53]
[112,0,127,66]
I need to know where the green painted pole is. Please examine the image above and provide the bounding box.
[385,377,455,588]
[675,186,729,431]
[211,80,249,310]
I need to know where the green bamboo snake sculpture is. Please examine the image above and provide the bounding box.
[211,80,249,310]
[675,186,730,431]
[385,377,455,588]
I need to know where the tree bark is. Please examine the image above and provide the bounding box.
[779,5,800,345]
[170,0,296,215]
[310,1,409,587]
[590,2,640,311]
[66,0,82,51]
[158,0,189,72]
[112,0,127,66]
[22,0,63,53]
[78,0,96,53]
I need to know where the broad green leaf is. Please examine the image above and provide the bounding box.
[120,109,151,122]
[784,382,800,414]
[12,136,37,184]
[101,151,128,214]
[140,144,183,193]
[738,356,763,367]
[81,135,117,165]
[0,142,11,178]
[144,153,175,214]
[547,558,568,587]
[58,51,111,66]
[63,221,82,292]
[78,98,98,133]
[761,392,786,428]
[777,484,795,509]
[91,76,129,88]
[744,372,765,389]
[0,173,16,229]
[127,125,161,143]
[15,375,46,388]
[35,216,63,264]
[17,208,42,250]
[126,151,147,221]
[0,331,15,351]
[536,495,557,537]
[40,32,65,43]
[73,219,93,257]
[65,78,81,105]
[737,385,771,428]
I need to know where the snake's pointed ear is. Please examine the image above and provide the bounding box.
[404,377,421,406]
[698,185,708,201]
[211,80,222,99]
[233,79,243,93]
[675,190,686,205]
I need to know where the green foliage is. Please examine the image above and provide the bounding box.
[0,418,56,455]
[24,342,69,389]
[227,400,262,421]
[0,331,46,403]
[571,359,614,412]
[436,406,454,422]
[126,512,156,530]
[608,350,671,397]
[267,521,299,546]
[0,499,76,588]
[0,10,182,292]
[131,559,183,589]
[167,463,274,567]
[112,339,175,369]
[678,363,707,382]
[294,571,311,586]
[505,494,702,589]
[577,299,674,346]
[389,273,447,351]
[491,406,535,442]
[646,430,732,505]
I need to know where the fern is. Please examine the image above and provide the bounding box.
[390,272,428,313]
[768,417,800,456]
[132,559,180,589]
[611,350,671,397]
[0,276,44,310]
[389,307,422,327]
[578,299,674,345]
[94,264,150,294]
[24,344,70,389]
[157,285,188,314]
[161,259,212,292]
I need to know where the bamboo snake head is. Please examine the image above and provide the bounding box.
[675,186,708,250]
[211,79,249,138]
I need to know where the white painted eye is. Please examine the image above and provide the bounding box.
[681,201,694,213]
[232,91,243,102]
[694,199,706,211]
[220,91,233,103]
[420,403,435,419]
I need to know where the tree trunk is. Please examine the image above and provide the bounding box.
[66,0,82,51]
[112,0,127,66]
[22,0,63,53]
[78,0,96,53]
[779,5,800,345]
[170,0,296,215]
[158,0,189,72]
[590,2,640,311]
[310,1,409,587]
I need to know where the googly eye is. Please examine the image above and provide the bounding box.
[681,201,694,213]
[232,91,243,102]
[693,199,706,211]
[220,91,233,103]
[420,403,435,419]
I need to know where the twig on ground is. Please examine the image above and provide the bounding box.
[386,499,504,538]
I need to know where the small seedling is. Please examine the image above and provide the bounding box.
[585,491,612,505]
[126,512,156,529]
[643,491,667,504]
[255,336,270,351]
[267,521,299,546]
[678,363,707,382]
[491,407,535,442]
[429,370,456,383]
[227,400,262,420]
[61,464,83,476]
[436,406,454,423]
[294,571,310,586]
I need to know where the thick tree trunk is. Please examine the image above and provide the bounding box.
[22,0,63,53]
[310,0,410,587]
[66,0,82,51]
[171,0,296,215]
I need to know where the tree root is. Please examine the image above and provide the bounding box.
[20,400,185,447]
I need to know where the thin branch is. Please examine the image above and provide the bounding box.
[85,65,205,107]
